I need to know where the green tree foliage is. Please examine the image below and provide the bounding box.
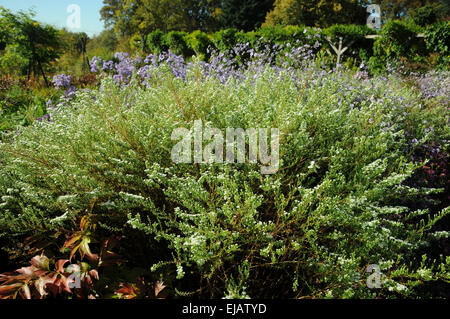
[217,0,274,31]
[377,0,448,21]
[424,21,450,67]
[186,31,213,60]
[100,0,122,29]
[55,30,92,75]
[146,30,168,53]
[87,29,118,57]
[101,0,222,37]
[74,33,90,72]
[0,7,62,85]
[409,3,449,26]
[264,0,366,27]
[183,0,222,32]
[127,0,194,34]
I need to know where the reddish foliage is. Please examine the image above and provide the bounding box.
[115,277,168,299]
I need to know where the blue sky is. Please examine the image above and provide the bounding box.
[0,0,105,36]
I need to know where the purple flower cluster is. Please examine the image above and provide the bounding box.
[414,71,450,106]
[53,74,77,102]
[85,41,322,88]
[36,114,51,122]
[46,99,54,110]
[90,56,103,73]
[53,74,72,90]
[113,53,136,84]
[102,60,114,72]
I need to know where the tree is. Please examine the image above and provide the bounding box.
[100,0,122,28]
[264,0,366,28]
[87,29,118,54]
[74,33,89,72]
[375,0,448,21]
[129,0,194,34]
[218,0,275,31]
[181,0,222,32]
[100,0,222,37]
[0,7,62,86]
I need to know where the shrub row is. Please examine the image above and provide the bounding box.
[143,22,449,70]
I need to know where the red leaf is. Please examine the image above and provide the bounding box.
[16,266,36,277]
[55,259,69,273]
[46,283,59,297]
[115,283,138,299]
[80,239,98,262]
[0,283,23,296]
[59,276,72,294]
[34,277,52,298]
[88,269,99,280]
[63,235,82,250]
[69,244,81,262]
[99,237,123,267]
[154,281,166,298]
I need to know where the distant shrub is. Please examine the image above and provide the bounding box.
[0,44,29,76]
[141,23,441,73]
[323,24,374,67]
[255,26,320,47]
[255,25,291,47]
[164,31,193,57]
[146,30,168,54]
[130,34,145,52]
[411,5,440,27]
[234,30,254,46]
[425,22,450,68]
[368,21,426,73]
[212,28,240,52]
[373,21,425,61]
[186,31,213,60]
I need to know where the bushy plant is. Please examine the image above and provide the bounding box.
[410,5,440,27]
[146,30,168,54]
[413,70,450,105]
[372,21,425,67]
[164,31,193,57]
[425,22,450,69]
[140,23,444,75]
[212,28,240,52]
[323,24,374,65]
[0,54,448,298]
[255,26,321,47]
[130,34,145,53]
[0,83,57,133]
[186,31,214,61]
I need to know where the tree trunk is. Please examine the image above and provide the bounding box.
[27,60,32,81]
[36,55,49,88]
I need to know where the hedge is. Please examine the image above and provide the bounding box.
[142,22,448,71]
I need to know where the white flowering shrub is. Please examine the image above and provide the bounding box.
[0,64,449,298]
